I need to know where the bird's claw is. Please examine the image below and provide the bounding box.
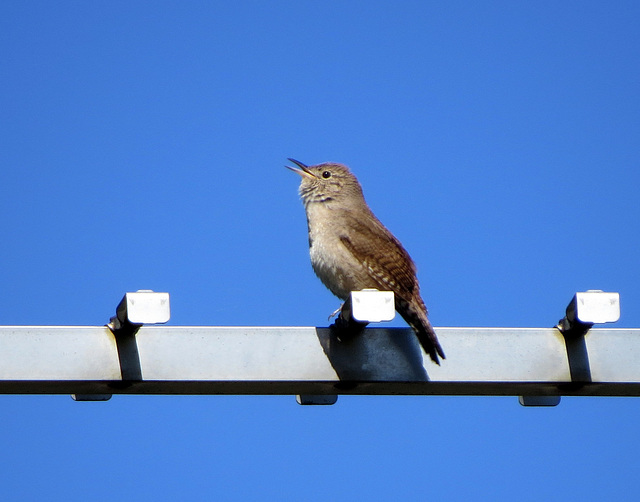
[328,304,343,321]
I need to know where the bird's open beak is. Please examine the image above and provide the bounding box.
[285,158,315,178]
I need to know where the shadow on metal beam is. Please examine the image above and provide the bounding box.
[316,326,429,385]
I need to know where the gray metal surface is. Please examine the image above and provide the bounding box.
[0,325,638,396]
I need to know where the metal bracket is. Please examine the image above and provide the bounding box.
[351,289,395,323]
[71,290,170,402]
[331,289,396,336]
[556,290,620,337]
[108,290,171,336]
[71,393,112,402]
[296,395,339,405]
[518,396,561,407]
[519,290,620,408]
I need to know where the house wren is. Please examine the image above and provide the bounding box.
[286,158,445,365]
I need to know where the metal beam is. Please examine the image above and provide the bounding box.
[0,325,639,397]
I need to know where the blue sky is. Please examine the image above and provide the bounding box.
[1,2,639,500]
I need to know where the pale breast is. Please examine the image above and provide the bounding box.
[305,203,369,300]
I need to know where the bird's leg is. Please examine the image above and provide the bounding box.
[330,296,368,341]
[328,303,343,320]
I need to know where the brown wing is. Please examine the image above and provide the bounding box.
[338,209,418,303]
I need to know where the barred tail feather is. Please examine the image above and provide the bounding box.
[398,298,445,365]
[412,315,445,365]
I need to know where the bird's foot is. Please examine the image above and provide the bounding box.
[330,297,368,341]
[328,304,343,321]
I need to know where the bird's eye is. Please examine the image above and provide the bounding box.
[322,171,332,179]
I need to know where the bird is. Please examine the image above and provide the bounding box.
[286,158,445,364]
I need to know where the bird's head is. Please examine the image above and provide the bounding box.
[285,159,365,208]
